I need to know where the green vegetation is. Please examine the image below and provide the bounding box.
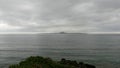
[9,56,95,68]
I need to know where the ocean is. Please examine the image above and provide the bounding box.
[0,34,120,68]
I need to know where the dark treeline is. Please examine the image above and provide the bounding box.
[9,56,96,68]
[60,58,95,68]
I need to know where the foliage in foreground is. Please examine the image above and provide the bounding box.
[9,56,95,68]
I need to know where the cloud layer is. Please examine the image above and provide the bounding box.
[0,0,120,33]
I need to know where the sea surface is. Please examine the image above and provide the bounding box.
[0,34,120,68]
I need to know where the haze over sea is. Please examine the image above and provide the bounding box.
[0,34,120,68]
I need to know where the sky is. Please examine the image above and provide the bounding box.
[0,0,120,33]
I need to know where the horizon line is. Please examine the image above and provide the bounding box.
[1,32,120,34]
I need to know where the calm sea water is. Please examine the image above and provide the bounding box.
[0,34,120,68]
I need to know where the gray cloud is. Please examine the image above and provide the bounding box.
[0,0,120,33]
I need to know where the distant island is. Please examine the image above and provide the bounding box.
[58,32,87,34]
[9,56,96,68]
[60,32,66,34]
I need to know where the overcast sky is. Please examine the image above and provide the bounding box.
[0,0,120,33]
